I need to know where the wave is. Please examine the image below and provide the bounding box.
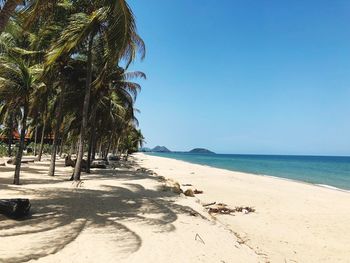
[316,184,350,193]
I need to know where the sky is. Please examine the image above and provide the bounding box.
[127,0,350,156]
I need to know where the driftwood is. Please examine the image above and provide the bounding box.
[0,199,31,218]
[235,206,255,213]
[7,158,34,165]
[194,189,203,194]
[184,189,194,197]
[206,203,255,215]
[203,202,216,207]
[208,207,234,215]
[90,163,107,169]
[195,233,205,244]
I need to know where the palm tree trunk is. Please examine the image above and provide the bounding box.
[86,107,97,173]
[104,137,112,161]
[48,84,66,177]
[98,142,102,158]
[7,114,13,157]
[116,137,121,157]
[86,131,92,173]
[73,34,94,181]
[75,141,79,156]
[59,136,64,157]
[91,135,97,160]
[13,105,28,185]
[69,140,74,156]
[33,125,38,156]
[37,118,46,161]
[86,127,96,173]
[0,0,21,33]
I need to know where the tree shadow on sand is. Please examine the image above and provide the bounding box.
[0,167,202,263]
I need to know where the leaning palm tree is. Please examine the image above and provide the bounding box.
[46,0,145,181]
[0,54,43,184]
[0,0,21,33]
[0,0,61,33]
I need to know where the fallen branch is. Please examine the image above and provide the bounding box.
[235,206,255,213]
[208,207,235,215]
[202,202,216,207]
[206,204,256,215]
[195,233,205,244]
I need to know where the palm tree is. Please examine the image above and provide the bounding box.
[0,0,62,33]
[0,1,146,184]
[0,54,43,184]
[0,103,21,156]
[0,0,21,33]
[46,0,145,181]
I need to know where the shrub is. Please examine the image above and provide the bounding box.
[0,143,7,157]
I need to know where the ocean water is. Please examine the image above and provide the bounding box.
[147,152,350,191]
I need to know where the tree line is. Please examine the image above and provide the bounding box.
[0,0,146,184]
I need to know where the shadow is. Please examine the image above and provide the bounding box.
[0,166,52,175]
[0,163,203,263]
[87,168,162,183]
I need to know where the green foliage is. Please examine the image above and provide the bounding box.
[0,142,7,157]
[27,142,51,154]
[0,0,146,182]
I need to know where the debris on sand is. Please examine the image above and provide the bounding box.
[203,202,216,207]
[204,203,255,215]
[161,179,182,194]
[184,189,195,197]
[208,207,234,215]
[136,167,149,173]
[194,189,203,194]
[235,206,255,213]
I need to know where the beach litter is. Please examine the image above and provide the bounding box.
[184,189,195,197]
[204,203,255,215]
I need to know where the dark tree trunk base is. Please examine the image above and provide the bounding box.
[0,199,31,218]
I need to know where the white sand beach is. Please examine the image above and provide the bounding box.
[0,153,349,263]
[135,153,350,262]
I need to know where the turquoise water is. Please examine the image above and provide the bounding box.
[147,152,350,191]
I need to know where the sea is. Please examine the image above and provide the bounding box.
[146,152,350,192]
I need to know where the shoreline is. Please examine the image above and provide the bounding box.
[144,153,350,193]
[1,154,349,262]
[135,152,350,262]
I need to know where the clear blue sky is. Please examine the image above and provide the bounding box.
[128,0,350,156]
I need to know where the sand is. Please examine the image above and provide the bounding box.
[0,153,349,263]
[0,156,259,263]
[136,153,350,262]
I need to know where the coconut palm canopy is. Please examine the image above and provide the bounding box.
[0,0,146,184]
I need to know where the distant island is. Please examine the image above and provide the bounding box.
[139,146,215,154]
[151,146,171,152]
[188,148,215,154]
